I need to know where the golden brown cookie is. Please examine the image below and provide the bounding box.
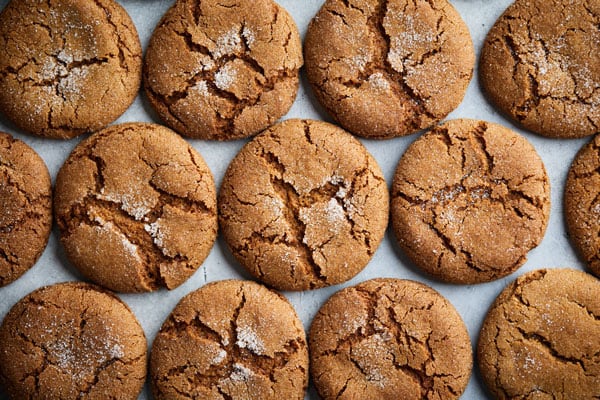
[54,122,218,293]
[565,135,600,277]
[219,119,389,291]
[310,278,472,400]
[0,132,52,287]
[144,0,303,140]
[0,0,142,139]
[391,119,550,284]
[304,0,474,139]
[480,0,600,138]
[0,282,147,399]
[150,279,309,400]
[478,269,600,399]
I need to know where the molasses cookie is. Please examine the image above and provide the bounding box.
[480,0,600,138]
[0,0,142,139]
[150,279,308,400]
[304,0,474,139]
[0,282,147,399]
[478,268,600,399]
[219,119,389,291]
[144,0,303,140]
[54,122,218,293]
[565,135,600,277]
[0,132,52,287]
[391,119,550,283]
[310,278,472,400]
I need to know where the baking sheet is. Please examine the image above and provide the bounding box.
[0,0,590,399]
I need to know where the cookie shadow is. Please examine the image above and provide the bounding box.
[386,223,439,282]
[50,224,88,283]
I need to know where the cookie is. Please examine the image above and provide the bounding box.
[0,132,52,287]
[310,278,472,400]
[219,119,389,291]
[143,0,303,140]
[0,282,147,399]
[565,135,600,277]
[0,0,142,139]
[391,119,550,283]
[478,268,600,399]
[150,279,309,400]
[304,0,474,139]
[54,122,218,293]
[480,0,600,138]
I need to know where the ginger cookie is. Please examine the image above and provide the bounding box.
[565,135,600,277]
[391,119,550,284]
[310,278,472,400]
[478,268,600,399]
[150,279,309,400]
[0,282,147,399]
[0,0,142,139]
[304,0,474,139]
[219,119,389,291]
[144,0,303,140]
[0,132,52,287]
[54,122,218,293]
[480,0,600,138]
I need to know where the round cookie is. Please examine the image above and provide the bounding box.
[478,268,600,399]
[565,135,600,277]
[0,282,147,399]
[219,119,389,291]
[150,279,309,400]
[304,0,474,139]
[480,0,600,138]
[144,0,303,140]
[391,119,550,284]
[54,122,218,293]
[0,132,52,287]
[0,0,142,139]
[310,278,472,400]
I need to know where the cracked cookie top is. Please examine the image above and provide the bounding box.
[391,119,550,284]
[304,0,474,139]
[150,279,309,400]
[54,122,218,293]
[0,282,147,399]
[0,0,142,139]
[565,134,600,277]
[0,132,52,287]
[480,0,600,138]
[218,119,389,291]
[309,278,472,400]
[143,0,303,140]
[478,269,600,399]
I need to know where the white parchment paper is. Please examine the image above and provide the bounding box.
[0,1,590,399]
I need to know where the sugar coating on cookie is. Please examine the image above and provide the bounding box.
[54,123,218,293]
[144,0,303,140]
[0,0,142,139]
[0,282,147,399]
[480,0,600,138]
[304,0,474,139]
[478,269,600,399]
[565,135,600,277]
[219,119,389,291]
[0,132,52,287]
[310,278,472,400]
[391,119,550,283]
[150,279,309,400]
